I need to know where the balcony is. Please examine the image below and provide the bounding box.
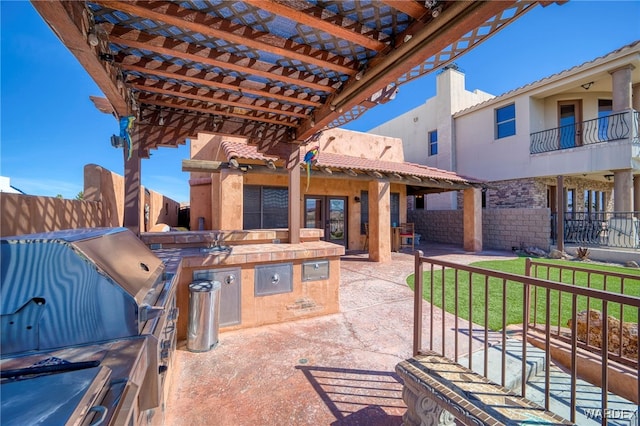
[530,110,639,154]
[552,211,640,250]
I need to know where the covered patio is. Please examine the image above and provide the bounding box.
[30,0,549,243]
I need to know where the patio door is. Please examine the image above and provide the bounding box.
[558,100,582,149]
[304,196,347,246]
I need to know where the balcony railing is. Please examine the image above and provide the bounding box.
[530,110,639,154]
[551,211,640,249]
[412,253,640,424]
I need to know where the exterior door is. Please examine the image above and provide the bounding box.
[558,100,582,149]
[305,196,347,246]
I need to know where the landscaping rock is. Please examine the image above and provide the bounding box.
[524,247,547,257]
[548,249,566,259]
[625,261,639,268]
[567,309,638,361]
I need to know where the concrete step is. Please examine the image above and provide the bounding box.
[458,338,638,426]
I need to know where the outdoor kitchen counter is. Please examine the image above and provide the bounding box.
[152,241,344,340]
[154,240,345,272]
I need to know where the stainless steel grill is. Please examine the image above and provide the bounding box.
[0,227,178,425]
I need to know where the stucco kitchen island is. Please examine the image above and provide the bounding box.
[141,229,344,341]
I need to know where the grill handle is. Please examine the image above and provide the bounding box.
[140,305,165,321]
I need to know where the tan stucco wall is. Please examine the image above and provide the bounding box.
[318,128,405,161]
[189,133,246,230]
[0,193,103,237]
[177,256,340,339]
[189,131,408,251]
[83,163,180,230]
[84,163,124,227]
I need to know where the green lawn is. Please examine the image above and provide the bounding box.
[406,258,640,331]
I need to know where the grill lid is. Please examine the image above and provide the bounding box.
[1,227,166,354]
[2,228,164,305]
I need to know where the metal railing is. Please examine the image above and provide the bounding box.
[412,252,640,424]
[530,110,639,154]
[526,259,640,367]
[551,211,640,249]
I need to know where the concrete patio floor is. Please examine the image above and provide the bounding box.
[164,244,517,426]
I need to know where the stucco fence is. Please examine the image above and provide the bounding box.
[409,208,551,252]
[1,164,181,237]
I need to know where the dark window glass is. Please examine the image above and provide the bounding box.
[496,103,516,139]
[263,188,288,228]
[598,99,613,140]
[243,186,262,229]
[390,192,400,227]
[243,186,288,229]
[360,190,368,234]
[360,191,400,230]
[428,130,438,156]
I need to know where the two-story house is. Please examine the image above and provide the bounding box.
[370,41,640,251]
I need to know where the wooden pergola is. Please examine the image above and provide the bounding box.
[32,0,559,238]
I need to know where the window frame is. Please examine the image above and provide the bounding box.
[428,130,438,156]
[495,103,516,139]
[243,185,289,230]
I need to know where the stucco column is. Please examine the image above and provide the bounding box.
[614,169,634,212]
[123,136,141,236]
[463,188,482,252]
[634,175,640,213]
[609,65,634,112]
[369,179,391,262]
[217,169,244,230]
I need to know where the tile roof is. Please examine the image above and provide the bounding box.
[222,141,482,186]
[312,151,480,184]
[455,40,640,117]
[221,141,279,162]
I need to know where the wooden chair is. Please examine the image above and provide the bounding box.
[399,223,415,251]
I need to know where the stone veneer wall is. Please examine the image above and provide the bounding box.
[409,208,551,251]
[456,177,614,210]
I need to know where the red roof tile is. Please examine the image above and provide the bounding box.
[312,151,479,183]
[223,141,482,185]
[221,141,279,162]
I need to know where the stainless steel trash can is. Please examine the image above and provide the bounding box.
[187,280,221,352]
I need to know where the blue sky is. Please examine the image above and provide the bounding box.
[1,1,639,203]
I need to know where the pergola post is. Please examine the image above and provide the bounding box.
[368,179,391,262]
[288,147,301,244]
[123,137,142,236]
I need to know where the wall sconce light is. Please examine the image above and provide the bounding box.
[354,196,361,203]
[581,81,594,90]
